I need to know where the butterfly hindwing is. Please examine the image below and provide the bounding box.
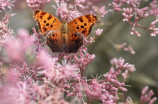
[68,15,98,37]
[33,10,62,35]
[65,31,83,53]
[46,30,64,52]
[46,31,83,53]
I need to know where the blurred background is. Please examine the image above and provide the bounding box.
[1,0,158,103]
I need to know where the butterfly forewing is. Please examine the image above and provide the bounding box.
[68,15,98,37]
[33,10,62,35]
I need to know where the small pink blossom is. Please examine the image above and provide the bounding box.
[99,6,108,17]
[95,28,103,36]
[114,42,135,54]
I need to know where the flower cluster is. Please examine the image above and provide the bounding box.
[124,86,158,104]
[110,57,136,79]
[140,86,157,104]
[61,57,135,104]
[110,0,158,36]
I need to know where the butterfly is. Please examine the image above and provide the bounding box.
[32,10,98,53]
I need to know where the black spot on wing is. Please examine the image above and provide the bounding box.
[46,23,49,26]
[81,25,84,28]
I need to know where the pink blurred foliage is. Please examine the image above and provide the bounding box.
[4,28,35,62]
[0,0,157,104]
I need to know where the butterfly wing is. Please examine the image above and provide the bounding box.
[68,15,98,37]
[33,10,62,35]
[46,30,64,52]
[65,31,83,53]
[46,30,83,53]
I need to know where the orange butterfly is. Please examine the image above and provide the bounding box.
[33,10,98,53]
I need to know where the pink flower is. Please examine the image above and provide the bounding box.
[99,6,108,17]
[95,28,103,36]
[26,0,50,10]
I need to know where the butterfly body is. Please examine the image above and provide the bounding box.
[60,21,68,34]
[33,10,98,53]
